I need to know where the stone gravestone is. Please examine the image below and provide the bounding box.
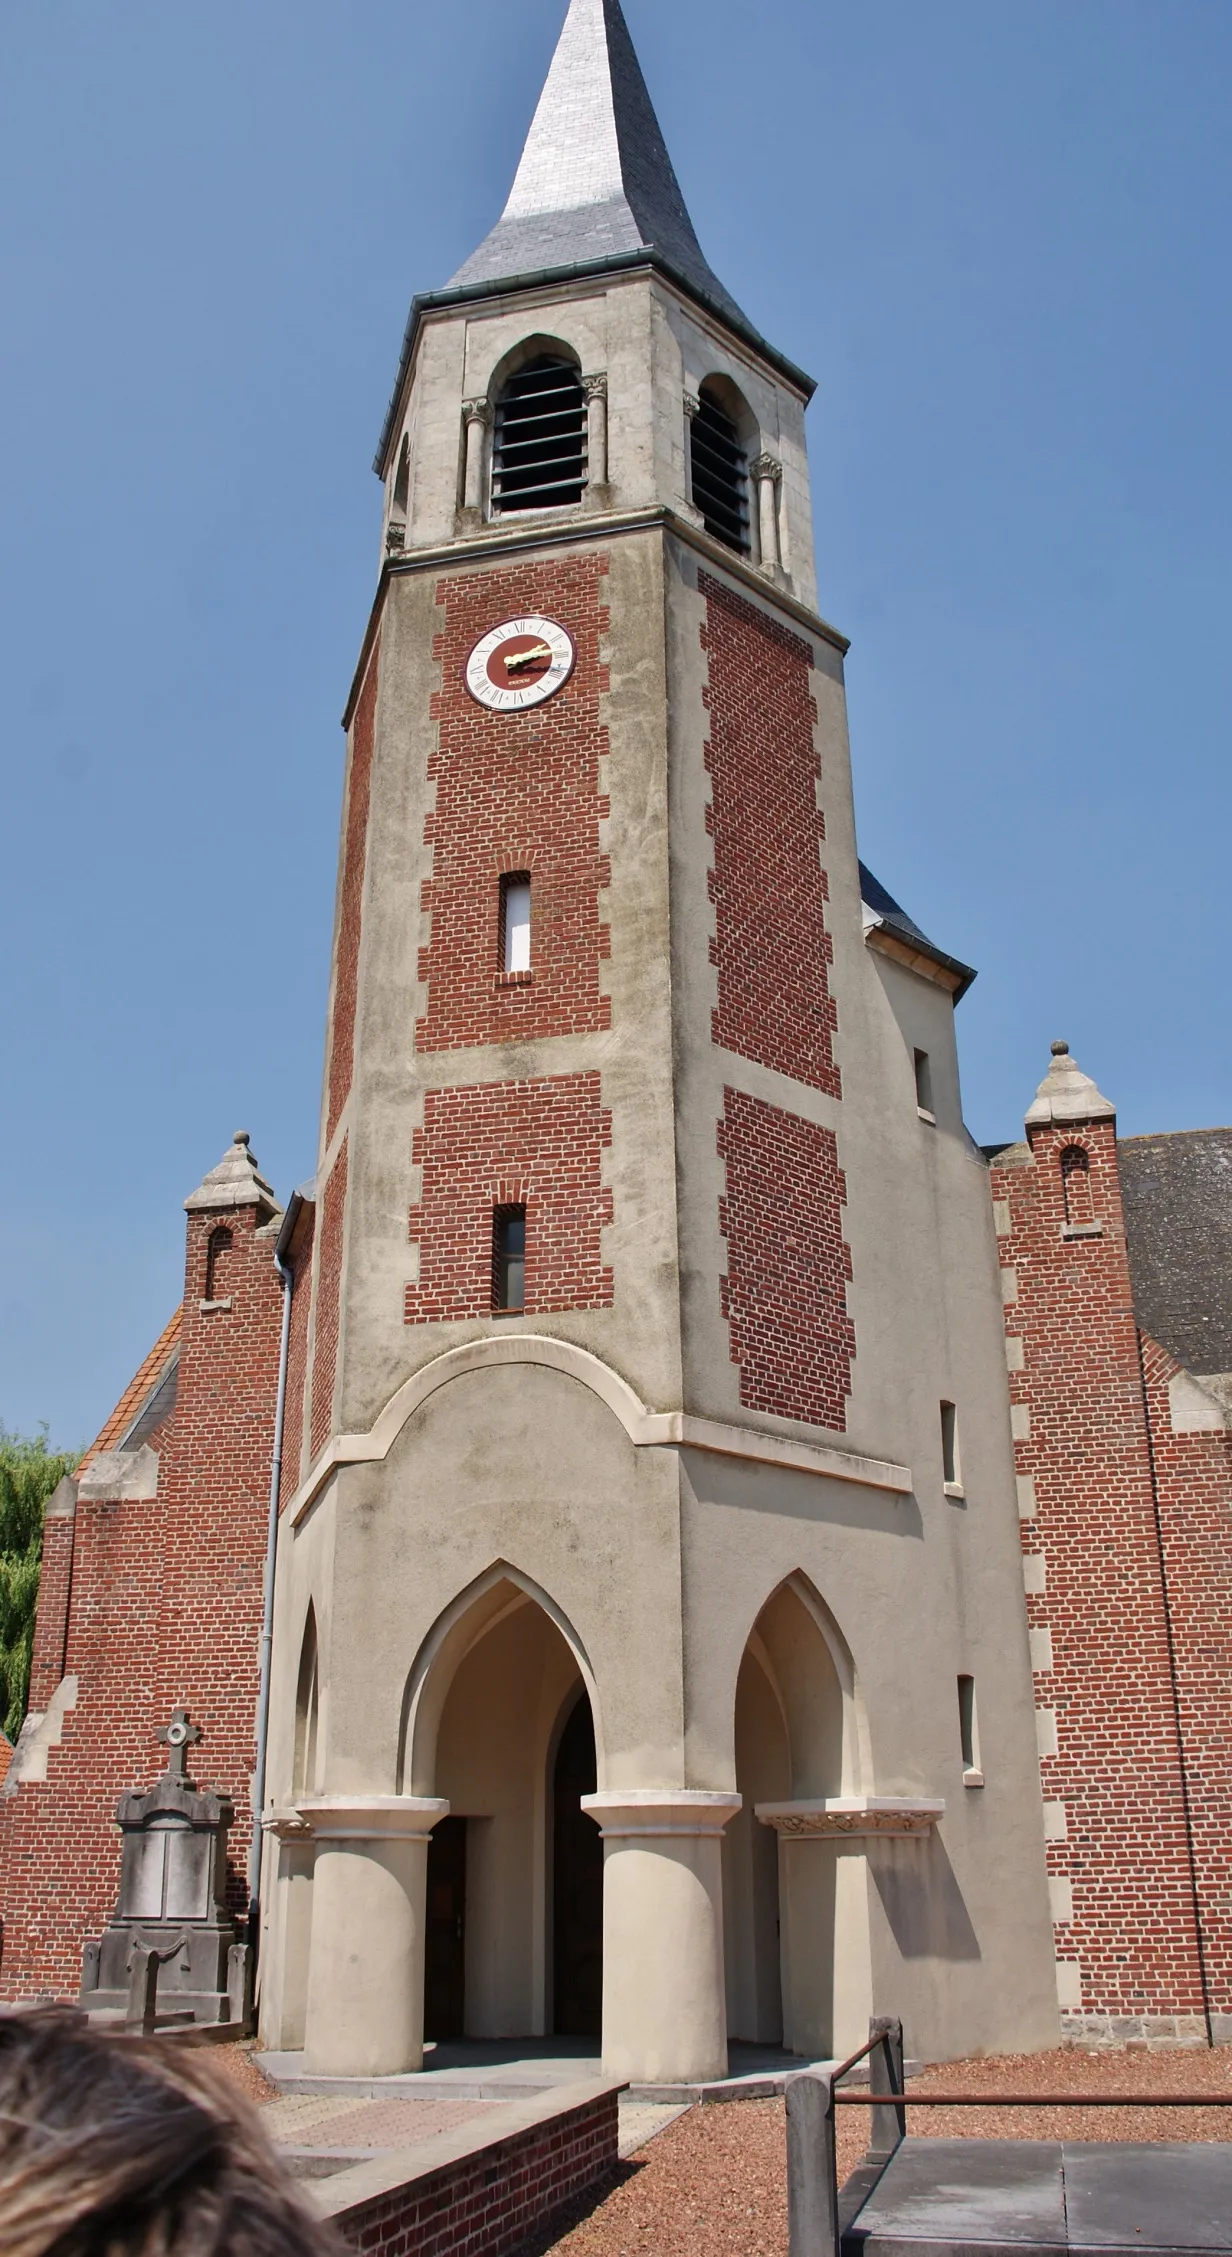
[79,1708,252,2030]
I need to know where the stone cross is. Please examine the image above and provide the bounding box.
[157,1707,202,1782]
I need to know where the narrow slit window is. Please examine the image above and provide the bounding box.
[957,1675,981,1780]
[940,1400,960,1488]
[501,875,531,974]
[1061,1144,1094,1228]
[204,1225,232,1303]
[914,1050,934,1117]
[493,1205,526,1313]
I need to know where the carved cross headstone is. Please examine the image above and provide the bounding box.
[157,1707,202,1783]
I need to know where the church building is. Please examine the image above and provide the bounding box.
[2,0,1229,2078]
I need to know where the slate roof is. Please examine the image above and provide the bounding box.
[449,0,750,331]
[1120,1128,1232,1378]
[858,862,977,1000]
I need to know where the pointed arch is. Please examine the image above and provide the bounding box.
[397,1562,601,1797]
[292,1603,320,1799]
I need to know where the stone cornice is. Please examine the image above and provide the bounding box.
[755,1797,945,1838]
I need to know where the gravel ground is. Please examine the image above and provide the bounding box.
[523,2046,1232,2257]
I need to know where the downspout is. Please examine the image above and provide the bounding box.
[248,1220,296,1948]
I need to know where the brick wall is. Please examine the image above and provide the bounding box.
[0,1192,283,1995]
[405,1074,613,1326]
[322,2085,619,2257]
[310,1143,348,1463]
[719,1087,854,1430]
[701,570,840,1100]
[327,638,381,1146]
[990,1121,1223,2037]
[25,1495,75,1714]
[416,555,611,1053]
[1139,1329,1232,2021]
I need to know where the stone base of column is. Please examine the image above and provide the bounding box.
[582,1790,741,2085]
[299,1796,448,2076]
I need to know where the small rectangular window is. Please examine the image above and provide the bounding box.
[940,1401,961,1490]
[493,1205,526,1312]
[501,876,531,975]
[914,1049,934,1118]
[957,1675,982,1783]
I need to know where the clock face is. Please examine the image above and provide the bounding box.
[465,616,575,712]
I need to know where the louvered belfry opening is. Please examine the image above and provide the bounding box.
[690,384,750,553]
[492,356,588,514]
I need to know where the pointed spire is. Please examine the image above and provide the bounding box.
[184,1130,280,1220]
[450,0,748,329]
[1025,1041,1116,1130]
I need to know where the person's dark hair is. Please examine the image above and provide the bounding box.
[0,2006,344,2256]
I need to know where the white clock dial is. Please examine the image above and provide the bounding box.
[465,616,575,712]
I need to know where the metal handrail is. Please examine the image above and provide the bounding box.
[787,2020,1231,2257]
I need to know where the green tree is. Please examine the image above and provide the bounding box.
[0,1429,81,1743]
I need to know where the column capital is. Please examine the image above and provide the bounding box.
[461,396,492,428]
[296,1796,448,1842]
[582,1790,741,1838]
[582,370,608,401]
[750,450,783,486]
[683,389,702,421]
[755,1796,944,1838]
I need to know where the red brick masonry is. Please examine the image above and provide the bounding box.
[719,1087,855,1431]
[317,2081,621,2257]
[406,1075,613,1325]
[417,555,612,1054]
[701,569,840,1101]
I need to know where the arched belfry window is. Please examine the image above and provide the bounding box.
[1061,1144,1094,1229]
[492,356,587,514]
[690,380,750,554]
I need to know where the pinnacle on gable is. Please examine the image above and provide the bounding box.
[1025,1040,1116,1131]
[184,1130,281,1220]
[449,0,749,332]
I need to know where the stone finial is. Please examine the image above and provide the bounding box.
[184,1131,280,1220]
[1025,1041,1116,1130]
[157,1705,202,1783]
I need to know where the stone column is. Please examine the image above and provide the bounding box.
[583,373,609,492]
[757,1799,942,2059]
[300,1795,448,2076]
[751,453,784,574]
[582,1790,741,2084]
[259,1810,315,2053]
[682,390,702,515]
[461,399,491,515]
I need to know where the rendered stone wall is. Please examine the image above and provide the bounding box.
[405,1075,613,1325]
[310,1143,348,1463]
[279,1206,316,1510]
[327,639,381,1147]
[416,556,611,1053]
[990,1118,1232,2038]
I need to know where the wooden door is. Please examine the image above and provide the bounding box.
[423,1815,467,2041]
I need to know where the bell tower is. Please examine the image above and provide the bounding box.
[264,0,1057,2084]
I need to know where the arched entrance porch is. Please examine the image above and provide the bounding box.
[724,1576,873,2057]
[405,1569,603,2042]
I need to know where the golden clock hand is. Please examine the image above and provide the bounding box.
[504,642,553,674]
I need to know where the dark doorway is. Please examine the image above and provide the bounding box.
[423,1816,467,2041]
[552,1693,603,2035]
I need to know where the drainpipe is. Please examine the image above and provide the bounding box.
[248,1197,300,1949]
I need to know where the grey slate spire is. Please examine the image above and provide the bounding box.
[449,0,750,331]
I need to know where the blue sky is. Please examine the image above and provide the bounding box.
[2,1,1229,1447]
